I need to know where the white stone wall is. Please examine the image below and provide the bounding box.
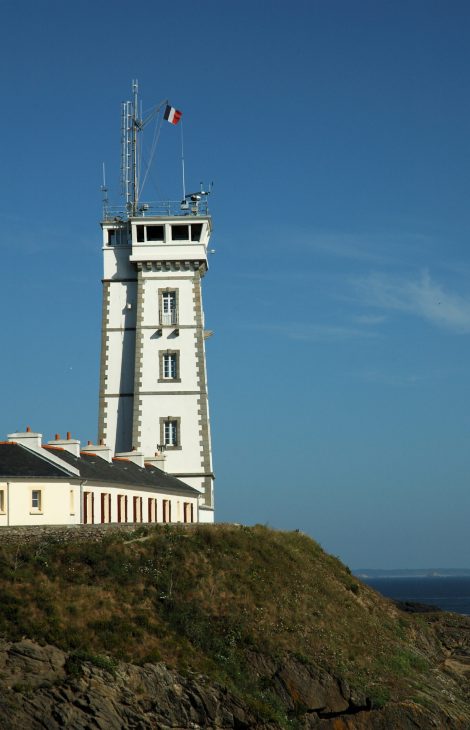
[0,479,199,527]
[99,215,214,509]
[136,271,202,470]
[102,242,134,280]
[139,394,202,469]
[0,480,79,527]
[79,481,198,525]
[100,244,137,453]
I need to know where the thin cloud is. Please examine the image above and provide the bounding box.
[353,270,470,334]
[359,369,421,387]
[351,314,387,326]
[247,322,380,342]
[302,232,430,265]
[240,226,432,266]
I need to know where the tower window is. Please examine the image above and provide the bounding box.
[160,417,181,449]
[159,350,180,382]
[146,225,165,242]
[107,226,129,245]
[136,225,145,242]
[191,223,203,241]
[160,291,178,326]
[164,353,177,378]
[171,224,189,241]
[164,420,178,446]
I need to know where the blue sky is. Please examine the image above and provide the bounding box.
[1,0,470,568]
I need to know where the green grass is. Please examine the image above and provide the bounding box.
[64,650,118,678]
[0,524,464,726]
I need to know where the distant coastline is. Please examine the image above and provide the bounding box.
[354,568,470,579]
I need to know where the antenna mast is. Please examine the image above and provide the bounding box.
[131,79,139,216]
[118,81,180,218]
[120,80,140,217]
[101,162,109,220]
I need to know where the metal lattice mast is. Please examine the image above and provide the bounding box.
[131,80,139,216]
[120,100,132,211]
[120,81,141,217]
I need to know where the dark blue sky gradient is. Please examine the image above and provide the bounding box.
[1,0,470,567]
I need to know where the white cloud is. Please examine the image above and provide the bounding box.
[353,270,470,334]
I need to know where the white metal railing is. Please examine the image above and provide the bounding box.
[159,310,178,326]
[103,199,209,221]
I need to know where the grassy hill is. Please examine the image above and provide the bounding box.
[0,524,469,728]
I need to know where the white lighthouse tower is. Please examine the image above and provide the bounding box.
[98,82,214,522]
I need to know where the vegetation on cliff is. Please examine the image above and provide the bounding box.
[0,524,469,728]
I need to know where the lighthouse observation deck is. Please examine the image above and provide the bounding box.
[102,196,209,225]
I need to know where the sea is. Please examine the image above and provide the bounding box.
[360,576,470,616]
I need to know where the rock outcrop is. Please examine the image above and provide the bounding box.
[0,637,467,729]
[0,638,260,729]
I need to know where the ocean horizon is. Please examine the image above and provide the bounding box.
[361,575,470,616]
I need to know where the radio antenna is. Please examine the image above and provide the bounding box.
[100,162,109,220]
[120,80,168,217]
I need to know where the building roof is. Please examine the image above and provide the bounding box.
[0,443,198,497]
[46,447,198,496]
[0,443,74,478]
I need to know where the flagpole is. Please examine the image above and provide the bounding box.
[180,119,186,200]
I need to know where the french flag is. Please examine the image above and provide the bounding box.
[164,104,182,125]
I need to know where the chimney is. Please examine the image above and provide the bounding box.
[114,449,145,468]
[144,451,167,472]
[8,428,42,451]
[7,428,80,476]
[47,433,81,457]
[80,441,113,462]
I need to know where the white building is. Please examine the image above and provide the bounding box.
[0,429,199,527]
[98,85,215,523]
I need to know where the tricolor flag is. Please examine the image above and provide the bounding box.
[164,104,182,125]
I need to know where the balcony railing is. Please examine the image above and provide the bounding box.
[103,199,209,221]
[159,310,178,326]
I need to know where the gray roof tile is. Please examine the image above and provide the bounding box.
[0,443,199,497]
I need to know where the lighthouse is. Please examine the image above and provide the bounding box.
[98,82,214,522]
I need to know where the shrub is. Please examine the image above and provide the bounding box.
[64,650,117,678]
